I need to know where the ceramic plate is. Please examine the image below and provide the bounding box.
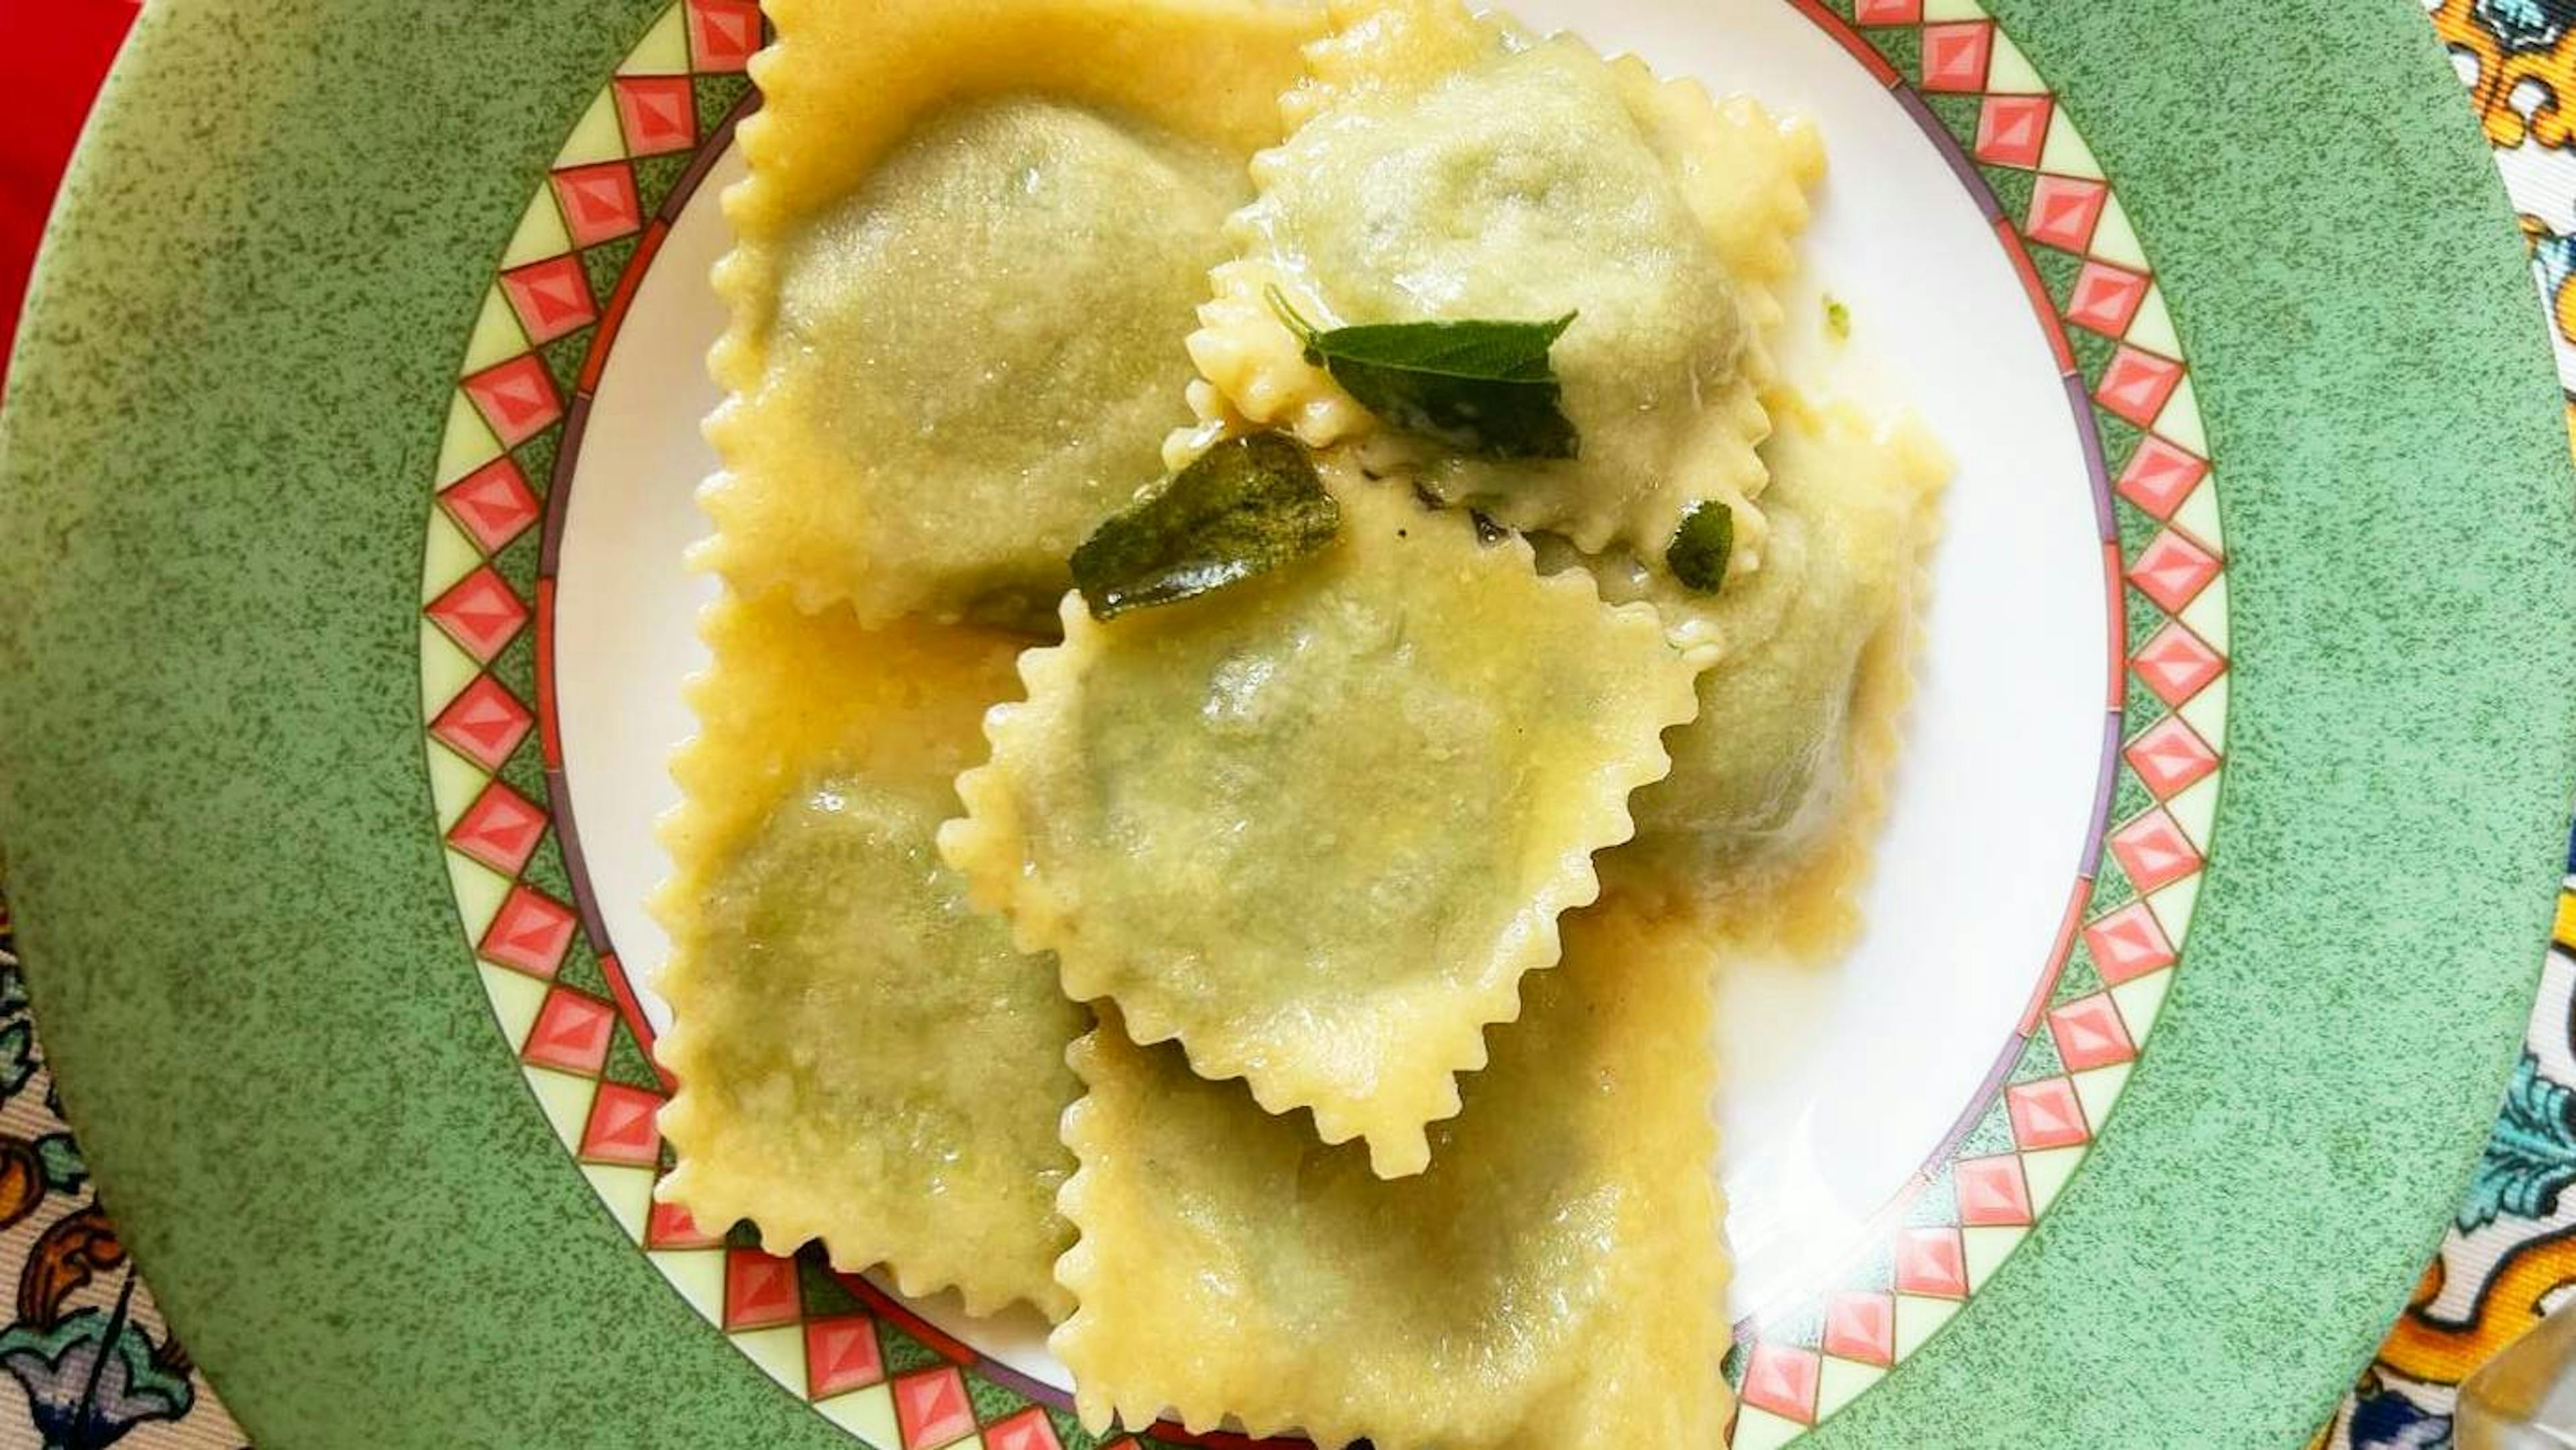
[4,1,2575,1445]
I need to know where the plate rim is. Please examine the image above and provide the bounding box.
[0,0,2570,1445]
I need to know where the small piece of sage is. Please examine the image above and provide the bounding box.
[1268,286,1580,460]
[1666,500,1733,594]
[1070,432,1338,620]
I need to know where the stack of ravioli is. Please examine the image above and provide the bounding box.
[656,0,1947,1443]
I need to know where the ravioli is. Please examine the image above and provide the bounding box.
[700,0,1320,627]
[943,476,1701,1177]
[1052,898,1730,1447]
[655,594,1085,1319]
[672,0,1944,1408]
[1617,394,1949,953]
[1178,0,1824,569]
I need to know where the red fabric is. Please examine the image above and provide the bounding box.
[0,3,139,398]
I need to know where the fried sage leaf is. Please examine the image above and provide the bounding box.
[1269,286,1580,460]
[1666,499,1734,594]
[1069,432,1338,619]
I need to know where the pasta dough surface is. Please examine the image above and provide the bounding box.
[1180,0,1823,567]
[666,0,1941,1414]
[1617,394,1949,951]
[943,478,1700,1177]
[1052,900,1729,1447]
[701,0,1319,626]
[655,595,1083,1319]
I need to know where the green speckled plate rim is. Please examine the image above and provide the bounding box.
[0,1,2569,1445]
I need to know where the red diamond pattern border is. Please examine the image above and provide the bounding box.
[1731,1,2223,1443]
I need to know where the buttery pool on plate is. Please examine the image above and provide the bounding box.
[659,0,1945,1441]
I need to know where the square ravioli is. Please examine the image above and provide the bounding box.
[943,478,1703,1176]
[1617,392,1951,954]
[1051,898,1730,1447]
[1178,0,1824,571]
[655,592,1085,1319]
[699,0,1318,628]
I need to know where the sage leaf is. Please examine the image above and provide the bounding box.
[1071,432,1338,620]
[1269,286,1580,460]
[1665,500,1733,594]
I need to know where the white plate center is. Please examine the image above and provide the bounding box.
[550,0,2104,1362]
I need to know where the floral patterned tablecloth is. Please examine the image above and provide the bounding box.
[0,904,235,1449]
[7,1,2576,1447]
